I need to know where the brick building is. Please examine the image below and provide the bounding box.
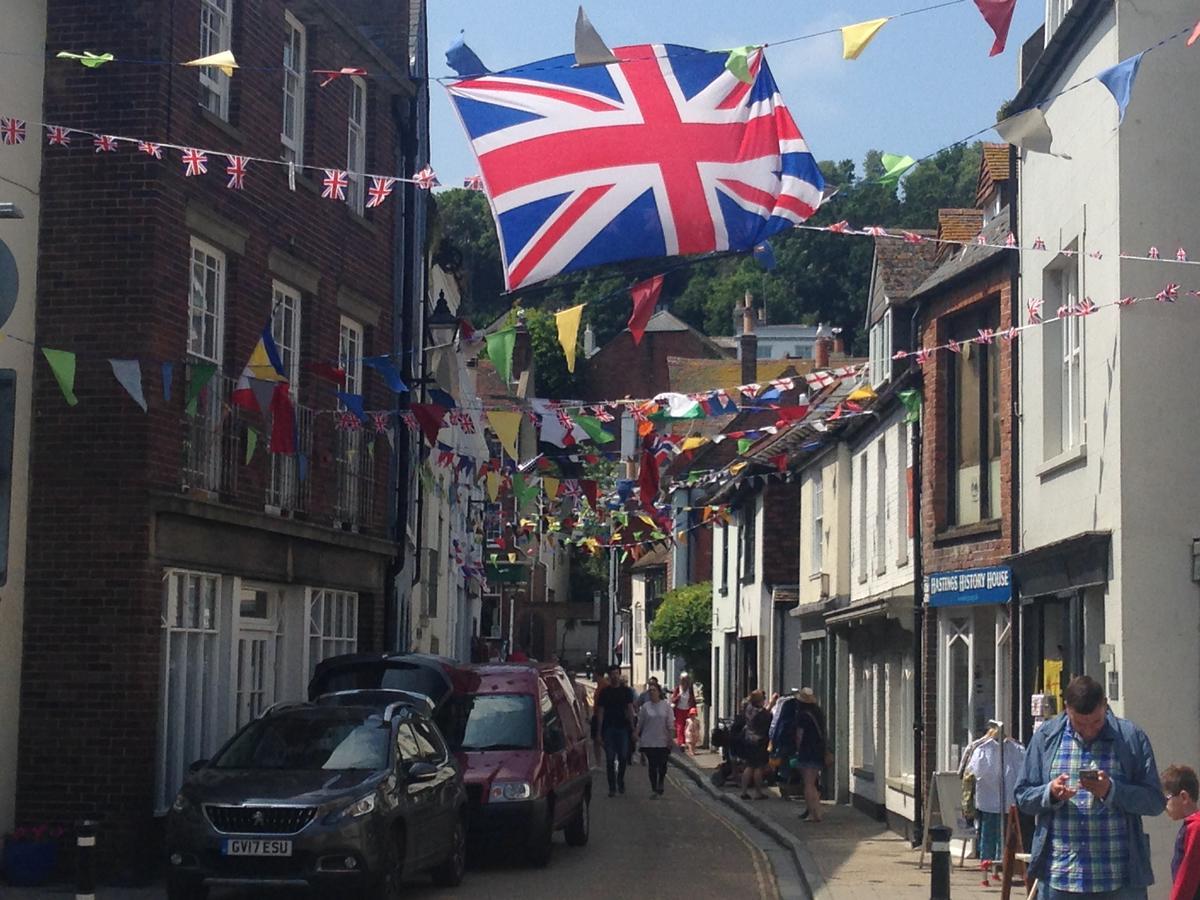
[910,145,1019,838]
[19,0,425,870]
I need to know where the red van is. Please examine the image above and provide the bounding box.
[308,654,592,866]
[459,663,592,865]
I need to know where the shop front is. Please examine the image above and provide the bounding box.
[926,565,1015,771]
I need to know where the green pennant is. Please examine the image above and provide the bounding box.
[245,427,258,464]
[738,438,753,455]
[651,530,666,541]
[723,45,758,84]
[513,472,538,509]
[898,389,923,424]
[485,328,516,384]
[574,415,615,444]
[41,348,79,406]
[879,153,916,187]
[185,363,217,416]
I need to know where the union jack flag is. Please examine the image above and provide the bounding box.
[399,410,419,430]
[1157,283,1180,303]
[1178,247,1189,262]
[412,165,439,190]
[1,117,26,145]
[591,405,614,422]
[338,411,362,431]
[1027,297,1043,324]
[864,226,888,237]
[94,134,118,153]
[446,44,823,290]
[322,168,348,200]
[915,347,932,366]
[1148,246,1161,260]
[902,231,925,244]
[225,155,249,190]
[1004,233,1017,248]
[1000,326,1020,342]
[947,339,962,354]
[463,174,485,191]
[827,220,851,233]
[1075,297,1098,316]
[46,125,71,146]
[1089,250,1103,260]
[561,479,583,499]
[371,412,390,434]
[1032,237,1047,250]
[181,147,207,176]
[1055,304,1071,319]
[1117,295,1138,307]
[977,327,995,344]
[137,140,162,158]
[366,176,395,208]
[975,233,988,245]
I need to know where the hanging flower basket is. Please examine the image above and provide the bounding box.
[2,825,64,886]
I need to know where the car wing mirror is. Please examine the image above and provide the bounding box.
[405,761,439,782]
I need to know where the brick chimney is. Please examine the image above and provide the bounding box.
[814,324,832,370]
[738,291,758,387]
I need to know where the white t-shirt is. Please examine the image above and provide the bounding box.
[674,687,694,711]
[637,699,675,748]
[966,738,1026,814]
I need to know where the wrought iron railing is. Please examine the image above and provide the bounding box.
[182,370,239,494]
[335,427,375,528]
[266,403,313,513]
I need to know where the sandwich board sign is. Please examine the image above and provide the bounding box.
[918,771,976,868]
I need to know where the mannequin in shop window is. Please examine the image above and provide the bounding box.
[964,725,1025,886]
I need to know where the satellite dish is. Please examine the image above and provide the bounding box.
[0,240,17,331]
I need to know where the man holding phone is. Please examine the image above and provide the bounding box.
[1015,675,1165,899]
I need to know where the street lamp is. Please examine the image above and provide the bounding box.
[427,290,458,347]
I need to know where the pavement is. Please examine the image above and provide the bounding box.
[2,766,786,899]
[670,747,1034,900]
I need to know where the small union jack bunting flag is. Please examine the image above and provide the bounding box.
[321,168,348,200]
[463,174,484,191]
[412,165,439,190]
[1178,248,1188,262]
[225,155,249,190]
[947,339,962,354]
[371,411,390,434]
[1027,297,1043,324]
[827,221,851,233]
[892,350,907,361]
[1000,326,1020,342]
[457,411,476,434]
[864,226,888,237]
[975,233,988,245]
[181,147,208,176]
[1004,233,1017,247]
[94,134,118,153]
[1089,250,1103,260]
[1,117,27,145]
[366,176,395,209]
[1148,246,1160,260]
[137,140,162,158]
[1055,304,1072,319]
[1032,237,1046,250]
[592,405,614,422]
[337,411,362,431]
[977,327,995,344]
[1157,283,1180,303]
[903,231,925,244]
[915,347,932,366]
[398,410,418,430]
[46,125,70,146]
[1117,295,1138,307]
[1075,297,1097,316]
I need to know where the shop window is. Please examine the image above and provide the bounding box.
[886,652,915,782]
[938,606,1004,770]
[853,658,876,772]
[946,303,1001,526]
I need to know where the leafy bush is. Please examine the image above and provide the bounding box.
[648,582,712,686]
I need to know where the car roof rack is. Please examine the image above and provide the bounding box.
[314,688,435,718]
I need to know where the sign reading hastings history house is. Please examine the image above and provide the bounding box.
[924,566,1012,608]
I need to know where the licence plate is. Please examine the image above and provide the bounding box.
[222,839,293,857]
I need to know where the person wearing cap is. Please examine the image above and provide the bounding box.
[793,687,828,822]
[671,672,699,749]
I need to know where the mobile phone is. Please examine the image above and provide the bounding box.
[1078,768,1100,780]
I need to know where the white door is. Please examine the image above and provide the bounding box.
[236,585,280,728]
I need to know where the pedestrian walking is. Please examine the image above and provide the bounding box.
[637,677,661,708]
[590,672,609,759]
[1014,674,1165,899]
[1161,764,1200,900]
[596,664,636,797]
[684,709,701,756]
[671,672,699,749]
[964,725,1025,884]
[636,682,674,797]
[739,690,771,801]
[793,687,827,822]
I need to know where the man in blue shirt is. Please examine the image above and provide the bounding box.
[1015,675,1165,899]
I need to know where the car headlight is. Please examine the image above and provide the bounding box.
[331,792,377,821]
[171,792,192,814]
[489,781,533,802]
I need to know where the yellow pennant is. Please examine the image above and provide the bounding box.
[841,18,889,60]
[848,384,877,402]
[487,410,523,461]
[486,471,501,502]
[543,476,561,501]
[554,304,585,373]
[182,50,239,77]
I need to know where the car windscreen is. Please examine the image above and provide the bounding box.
[213,710,391,771]
[457,693,537,752]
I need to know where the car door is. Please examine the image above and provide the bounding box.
[410,716,458,852]
[552,673,590,800]
[395,721,437,866]
[539,679,571,827]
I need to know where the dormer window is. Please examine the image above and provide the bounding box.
[981,191,1003,226]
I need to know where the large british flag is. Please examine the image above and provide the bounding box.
[447,44,824,290]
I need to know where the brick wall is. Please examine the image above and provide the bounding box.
[761,480,800,586]
[580,328,724,402]
[20,0,409,871]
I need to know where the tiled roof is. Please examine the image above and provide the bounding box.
[981,143,1010,184]
[867,231,941,325]
[473,358,509,399]
[666,357,814,395]
[937,208,985,245]
[913,205,1012,297]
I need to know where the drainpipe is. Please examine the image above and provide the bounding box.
[1007,144,1022,735]
[909,302,926,847]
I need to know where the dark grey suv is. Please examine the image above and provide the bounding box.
[165,699,467,899]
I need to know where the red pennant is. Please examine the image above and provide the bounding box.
[771,454,788,473]
[638,441,660,511]
[973,0,1016,56]
[310,362,347,386]
[581,479,599,511]
[269,383,297,454]
[628,274,664,345]
[774,404,810,425]
[410,403,447,446]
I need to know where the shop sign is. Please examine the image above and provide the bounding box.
[924,566,1012,607]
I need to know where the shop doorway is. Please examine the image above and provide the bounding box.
[938,605,1010,770]
[235,585,281,728]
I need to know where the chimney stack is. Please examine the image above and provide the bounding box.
[814,323,832,370]
[738,291,758,387]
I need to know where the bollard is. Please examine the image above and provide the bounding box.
[930,824,951,900]
[76,820,97,900]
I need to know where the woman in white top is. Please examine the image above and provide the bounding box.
[636,683,675,796]
[965,727,1025,874]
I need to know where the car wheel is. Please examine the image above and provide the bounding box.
[430,817,466,887]
[526,802,554,868]
[166,875,208,900]
[371,828,405,900]
[564,794,589,847]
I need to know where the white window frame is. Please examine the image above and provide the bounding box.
[199,0,233,119]
[156,569,222,814]
[869,310,892,386]
[811,472,824,575]
[308,588,358,677]
[875,439,888,576]
[189,237,225,364]
[896,424,909,566]
[1042,252,1084,459]
[1061,286,1083,453]
[270,281,302,389]
[281,11,306,166]
[856,454,867,582]
[346,76,367,214]
[339,316,364,397]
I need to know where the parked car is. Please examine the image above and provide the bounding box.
[165,698,467,899]
[310,653,592,866]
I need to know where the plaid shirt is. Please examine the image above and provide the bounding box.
[1047,720,1128,892]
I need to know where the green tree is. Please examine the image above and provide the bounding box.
[648,582,712,687]
[434,188,508,324]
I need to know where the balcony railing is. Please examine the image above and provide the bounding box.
[335,428,375,529]
[267,403,314,514]
[182,371,239,494]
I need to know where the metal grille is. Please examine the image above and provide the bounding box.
[267,403,313,512]
[182,371,239,494]
[334,428,375,528]
[204,804,317,835]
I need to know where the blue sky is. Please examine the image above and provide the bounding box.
[427,1,1045,188]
